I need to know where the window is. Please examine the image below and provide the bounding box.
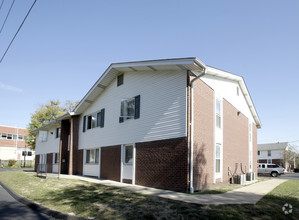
[267,159,272,164]
[7,134,12,139]
[267,150,271,156]
[13,135,17,140]
[1,133,7,139]
[117,74,124,86]
[84,109,105,131]
[54,153,59,164]
[119,95,140,123]
[39,131,48,142]
[27,151,32,156]
[216,99,221,128]
[262,164,265,168]
[249,123,252,142]
[124,145,133,164]
[258,151,260,155]
[215,144,221,173]
[86,149,99,164]
[56,128,61,138]
[18,135,24,140]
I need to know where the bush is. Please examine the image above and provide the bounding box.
[8,160,17,167]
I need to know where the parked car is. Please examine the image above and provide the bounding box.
[257,163,286,177]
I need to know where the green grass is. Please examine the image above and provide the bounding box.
[0,171,298,219]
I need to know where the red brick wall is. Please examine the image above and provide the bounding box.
[223,99,249,183]
[252,123,258,173]
[47,153,53,173]
[35,155,40,172]
[192,79,215,190]
[0,126,28,148]
[100,145,121,182]
[71,116,83,175]
[135,137,188,192]
[60,120,70,174]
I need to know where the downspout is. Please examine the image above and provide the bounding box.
[189,67,206,193]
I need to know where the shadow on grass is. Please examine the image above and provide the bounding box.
[32,181,299,220]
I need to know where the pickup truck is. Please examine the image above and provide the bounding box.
[257,163,286,177]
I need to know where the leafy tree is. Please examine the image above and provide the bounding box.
[64,100,79,112]
[26,100,67,150]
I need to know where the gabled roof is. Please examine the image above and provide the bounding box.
[74,57,205,114]
[258,142,289,151]
[32,57,262,133]
[74,57,261,128]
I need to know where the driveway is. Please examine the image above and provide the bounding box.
[279,173,299,180]
[0,185,51,220]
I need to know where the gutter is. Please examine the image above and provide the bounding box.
[189,68,206,193]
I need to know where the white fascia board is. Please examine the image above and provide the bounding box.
[206,66,262,128]
[74,57,206,114]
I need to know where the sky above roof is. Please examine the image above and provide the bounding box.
[0,0,298,149]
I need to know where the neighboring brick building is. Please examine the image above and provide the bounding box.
[0,125,34,164]
[33,57,261,192]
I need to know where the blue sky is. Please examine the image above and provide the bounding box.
[0,0,298,148]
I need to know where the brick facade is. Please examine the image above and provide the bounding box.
[35,155,40,172]
[135,137,188,192]
[60,120,70,174]
[47,153,53,173]
[223,99,249,183]
[100,145,121,182]
[192,79,215,190]
[0,126,28,148]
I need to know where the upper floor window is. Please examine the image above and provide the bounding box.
[1,133,26,141]
[258,151,260,155]
[216,99,221,128]
[56,128,61,139]
[267,150,271,157]
[83,109,105,132]
[119,95,140,123]
[117,74,124,87]
[249,123,252,142]
[39,131,48,142]
[215,144,221,173]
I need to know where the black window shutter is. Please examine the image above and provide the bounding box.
[100,108,105,128]
[134,95,140,119]
[83,116,86,132]
[96,112,101,127]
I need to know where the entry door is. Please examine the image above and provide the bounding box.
[121,144,135,183]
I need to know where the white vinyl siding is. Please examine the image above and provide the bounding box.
[79,70,187,149]
[35,127,60,155]
[201,75,255,123]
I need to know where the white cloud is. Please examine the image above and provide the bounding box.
[0,82,23,93]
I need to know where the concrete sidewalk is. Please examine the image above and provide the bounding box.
[49,174,287,205]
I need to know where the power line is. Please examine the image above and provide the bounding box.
[0,0,15,35]
[0,0,4,13]
[0,0,37,64]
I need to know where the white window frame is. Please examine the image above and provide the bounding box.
[120,97,135,121]
[215,143,222,179]
[216,99,221,129]
[85,148,99,164]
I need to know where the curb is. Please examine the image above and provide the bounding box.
[0,180,90,220]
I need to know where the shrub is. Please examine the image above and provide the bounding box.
[8,160,17,167]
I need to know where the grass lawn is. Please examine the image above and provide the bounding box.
[0,171,298,220]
